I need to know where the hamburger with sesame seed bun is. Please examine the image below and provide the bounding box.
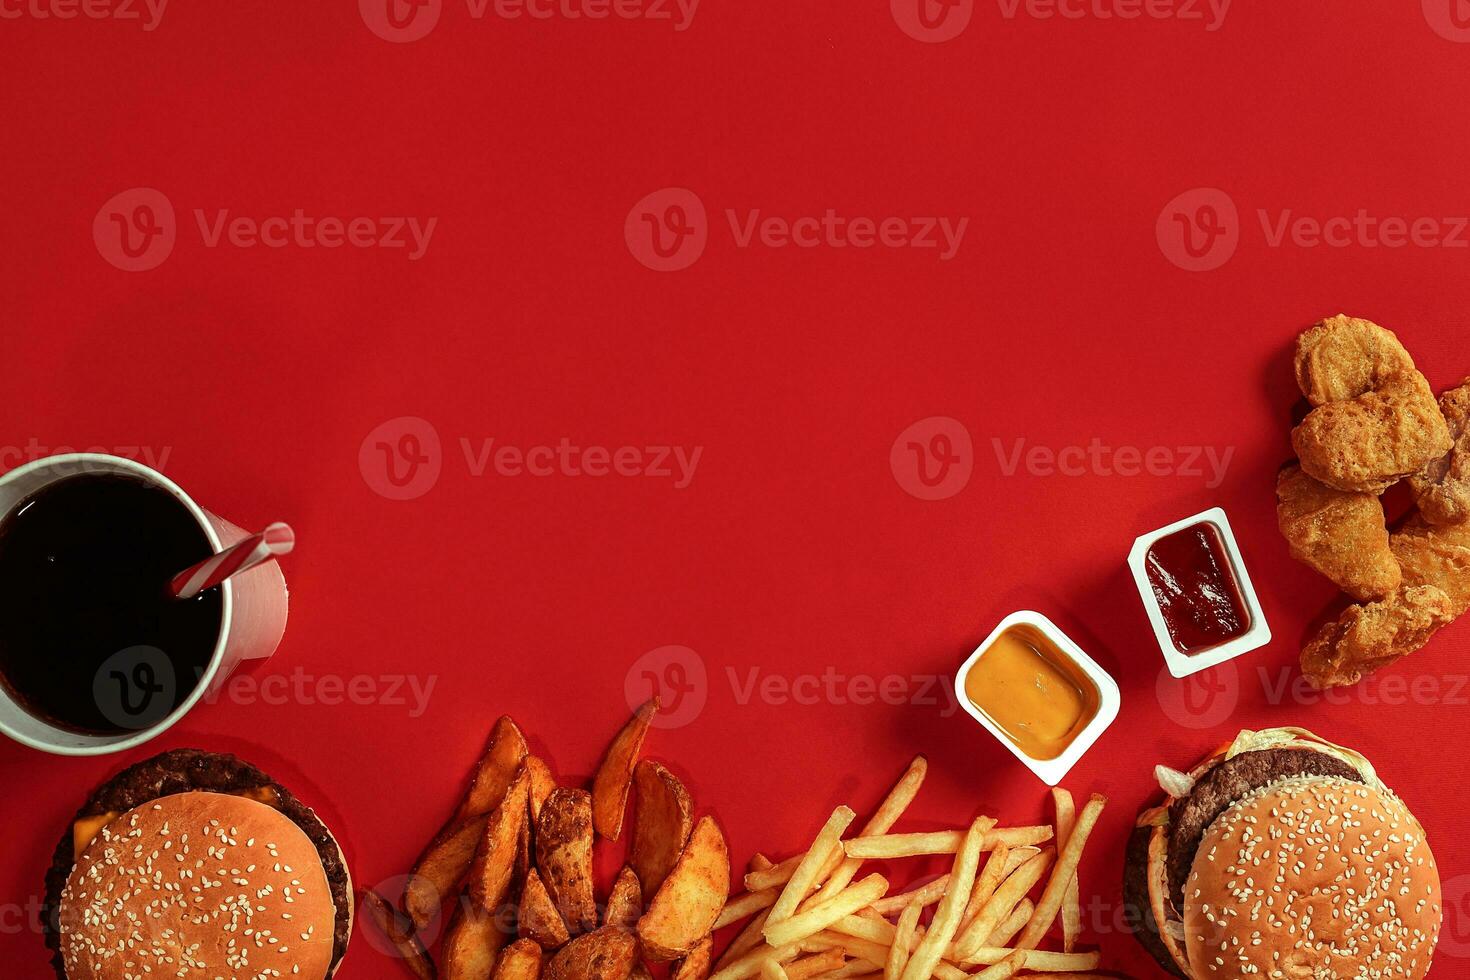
[42,749,352,980]
[1124,727,1441,979]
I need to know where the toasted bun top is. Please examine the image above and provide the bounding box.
[1183,775,1441,979]
[59,792,337,980]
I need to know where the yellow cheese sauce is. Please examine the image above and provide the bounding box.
[964,625,1100,761]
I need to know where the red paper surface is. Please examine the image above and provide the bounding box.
[4,2,1470,977]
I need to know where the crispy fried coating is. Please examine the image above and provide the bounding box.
[1409,379,1470,526]
[1276,464,1400,601]
[1300,585,1458,689]
[1392,514,1470,616]
[1292,371,1452,493]
[1294,314,1416,406]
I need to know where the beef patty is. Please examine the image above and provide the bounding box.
[1163,747,1364,912]
[42,749,351,980]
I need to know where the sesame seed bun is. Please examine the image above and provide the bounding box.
[58,792,338,980]
[1182,775,1441,979]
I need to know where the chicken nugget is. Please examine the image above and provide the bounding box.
[1276,464,1400,601]
[1300,584,1458,689]
[1409,379,1470,526]
[1292,371,1452,493]
[1392,514,1470,616]
[1294,314,1416,407]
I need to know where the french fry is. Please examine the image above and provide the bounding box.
[984,898,1033,948]
[745,854,803,892]
[749,853,774,874]
[785,949,847,980]
[673,935,715,980]
[462,717,531,819]
[519,868,570,950]
[360,889,437,980]
[592,698,660,840]
[868,874,949,916]
[709,940,801,980]
[843,826,1051,861]
[536,788,598,935]
[897,817,987,980]
[951,848,1054,961]
[883,897,922,980]
[800,758,927,912]
[491,938,544,980]
[1013,794,1105,951]
[959,844,1009,929]
[764,874,890,948]
[716,908,773,970]
[1051,788,1081,954]
[761,961,791,980]
[638,815,732,960]
[1002,847,1036,877]
[970,950,1026,980]
[827,914,896,945]
[605,865,643,930]
[767,807,857,925]
[717,885,779,929]
[632,760,695,901]
[959,949,1098,971]
[804,932,887,968]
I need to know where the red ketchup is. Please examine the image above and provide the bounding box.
[1145,523,1250,654]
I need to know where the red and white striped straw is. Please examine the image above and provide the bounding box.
[170,522,295,600]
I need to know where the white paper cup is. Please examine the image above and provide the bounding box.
[0,453,289,756]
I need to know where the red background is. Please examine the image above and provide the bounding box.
[4,1,1470,977]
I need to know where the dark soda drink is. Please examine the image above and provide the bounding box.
[0,473,222,734]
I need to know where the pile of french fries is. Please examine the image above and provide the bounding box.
[363,698,733,980]
[710,758,1111,980]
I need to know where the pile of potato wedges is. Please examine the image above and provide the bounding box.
[362,698,731,980]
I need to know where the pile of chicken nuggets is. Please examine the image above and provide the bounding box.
[1277,315,1470,688]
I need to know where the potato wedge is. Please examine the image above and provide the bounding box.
[361,889,437,980]
[462,716,530,819]
[469,766,531,915]
[442,905,510,980]
[492,938,545,980]
[543,925,638,980]
[605,866,643,930]
[637,815,731,961]
[631,965,653,980]
[405,815,490,932]
[630,760,694,902]
[525,755,557,822]
[536,787,599,935]
[405,716,528,931]
[672,935,714,980]
[592,698,660,840]
[520,868,571,950]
